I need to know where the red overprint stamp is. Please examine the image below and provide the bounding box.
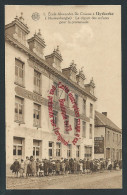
[48,82,80,146]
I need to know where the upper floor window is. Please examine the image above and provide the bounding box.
[17,28,26,45]
[90,103,93,118]
[34,70,41,94]
[65,92,69,107]
[117,134,118,144]
[113,132,115,142]
[53,110,58,127]
[74,118,78,135]
[83,99,86,115]
[64,115,69,134]
[75,94,78,106]
[82,121,86,138]
[107,131,110,142]
[33,103,41,127]
[15,96,24,122]
[15,58,24,86]
[53,82,58,96]
[89,124,92,139]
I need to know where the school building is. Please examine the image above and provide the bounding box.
[5,13,97,169]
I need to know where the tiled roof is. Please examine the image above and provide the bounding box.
[95,110,121,132]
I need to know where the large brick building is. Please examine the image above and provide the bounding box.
[5,13,97,170]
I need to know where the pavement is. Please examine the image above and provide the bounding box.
[6,170,122,189]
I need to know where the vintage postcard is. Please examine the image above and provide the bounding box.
[5,5,122,189]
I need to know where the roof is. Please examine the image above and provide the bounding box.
[95,110,121,133]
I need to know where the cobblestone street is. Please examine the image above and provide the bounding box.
[6,170,122,189]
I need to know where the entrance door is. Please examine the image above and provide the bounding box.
[106,148,110,159]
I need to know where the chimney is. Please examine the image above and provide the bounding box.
[45,46,63,71]
[27,29,46,59]
[102,112,107,117]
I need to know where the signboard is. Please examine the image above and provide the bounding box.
[94,137,104,154]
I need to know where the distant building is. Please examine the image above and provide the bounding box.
[5,13,97,170]
[94,111,122,161]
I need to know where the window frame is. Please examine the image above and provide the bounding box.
[33,103,41,127]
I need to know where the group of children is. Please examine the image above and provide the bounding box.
[10,156,122,178]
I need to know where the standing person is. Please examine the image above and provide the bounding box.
[86,159,90,174]
[65,159,69,175]
[19,159,24,177]
[90,160,94,173]
[24,156,29,178]
[36,158,40,176]
[30,156,36,176]
[61,160,65,175]
[107,159,112,171]
[83,159,86,174]
[79,160,83,174]
[56,160,60,175]
[11,158,20,177]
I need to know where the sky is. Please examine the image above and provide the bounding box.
[5,5,122,128]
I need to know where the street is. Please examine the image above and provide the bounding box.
[6,170,122,189]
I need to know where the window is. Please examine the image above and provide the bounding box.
[82,121,86,138]
[117,134,118,144]
[56,142,61,157]
[53,110,58,128]
[76,145,80,158]
[74,118,78,135]
[15,96,24,122]
[67,144,72,158]
[53,82,58,97]
[84,146,92,159]
[64,115,69,134]
[65,93,69,107]
[17,28,26,45]
[34,70,41,94]
[49,142,54,157]
[15,58,24,86]
[13,137,24,159]
[90,103,93,118]
[107,131,110,142]
[113,133,115,142]
[83,99,86,115]
[119,134,122,143]
[33,103,41,127]
[75,94,78,106]
[33,140,41,160]
[89,124,92,139]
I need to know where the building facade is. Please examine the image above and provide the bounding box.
[94,111,122,161]
[5,13,97,168]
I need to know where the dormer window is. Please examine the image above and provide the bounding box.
[5,13,29,46]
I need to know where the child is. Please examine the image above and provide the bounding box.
[19,159,24,177]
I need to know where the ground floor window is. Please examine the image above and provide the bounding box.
[76,145,80,158]
[56,142,61,157]
[49,142,54,158]
[13,137,24,161]
[33,139,41,160]
[67,144,72,158]
[84,146,92,159]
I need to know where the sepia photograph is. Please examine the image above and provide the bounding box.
[5,5,122,189]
